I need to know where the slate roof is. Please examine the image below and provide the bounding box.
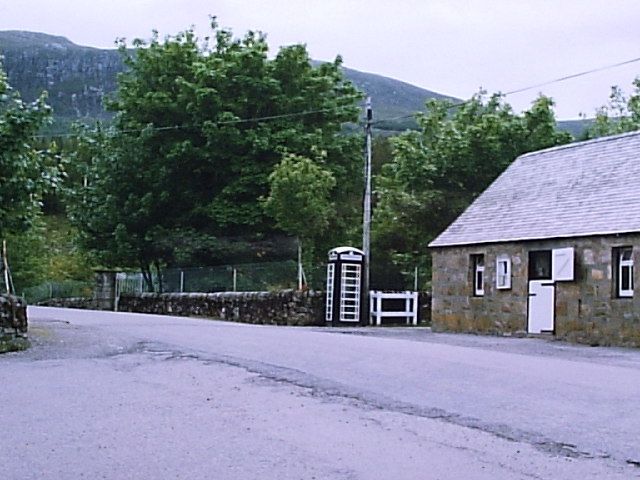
[429,130,640,247]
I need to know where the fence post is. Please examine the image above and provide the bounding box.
[114,275,120,312]
[405,292,411,325]
[180,270,185,293]
[233,268,237,292]
[369,291,374,325]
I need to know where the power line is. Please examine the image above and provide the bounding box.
[31,105,356,139]
[503,56,640,96]
[371,55,640,126]
[28,54,640,138]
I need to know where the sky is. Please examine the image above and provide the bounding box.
[1,0,639,120]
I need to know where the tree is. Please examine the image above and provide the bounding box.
[0,63,63,291]
[69,21,362,288]
[373,93,572,288]
[0,63,60,239]
[589,78,640,137]
[263,153,336,280]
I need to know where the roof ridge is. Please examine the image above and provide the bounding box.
[519,128,640,159]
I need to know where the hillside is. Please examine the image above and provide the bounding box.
[340,65,458,130]
[0,31,122,128]
[0,30,461,132]
[0,30,590,136]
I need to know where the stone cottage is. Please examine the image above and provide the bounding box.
[429,130,640,346]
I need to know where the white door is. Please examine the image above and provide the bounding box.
[339,263,361,322]
[527,280,554,333]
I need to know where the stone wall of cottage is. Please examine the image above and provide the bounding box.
[0,293,29,353]
[432,233,640,347]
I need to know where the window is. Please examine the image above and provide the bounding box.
[529,250,552,280]
[496,255,511,289]
[616,247,634,298]
[472,254,485,296]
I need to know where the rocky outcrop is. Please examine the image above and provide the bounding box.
[0,31,122,124]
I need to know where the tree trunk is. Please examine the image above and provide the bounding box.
[140,261,153,292]
[154,260,163,293]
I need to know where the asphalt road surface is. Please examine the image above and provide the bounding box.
[2,306,640,479]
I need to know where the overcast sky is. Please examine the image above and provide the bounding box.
[1,0,639,119]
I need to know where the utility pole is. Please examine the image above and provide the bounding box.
[362,97,373,323]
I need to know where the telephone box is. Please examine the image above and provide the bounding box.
[326,246,365,326]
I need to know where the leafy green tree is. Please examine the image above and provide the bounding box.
[0,63,63,291]
[372,135,394,175]
[70,21,362,288]
[589,78,640,137]
[373,93,571,287]
[264,153,336,275]
[0,63,60,239]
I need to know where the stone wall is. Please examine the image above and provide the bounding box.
[39,296,99,310]
[117,290,326,326]
[431,233,640,347]
[0,294,29,353]
[418,292,432,325]
[94,270,117,310]
[39,283,433,327]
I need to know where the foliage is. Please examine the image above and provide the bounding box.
[588,78,640,137]
[5,215,95,292]
[68,21,362,288]
[4,227,48,292]
[371,135,394,175]
[264,153,336,269]
[0,62,62,240]
[0,61,67,292]
[373,93,572,287]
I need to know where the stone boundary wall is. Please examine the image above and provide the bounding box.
[118,290,325,326]
[39,297,99,310]
[418,292,432,324]
[0,294,29,353]
[41,290,432,327]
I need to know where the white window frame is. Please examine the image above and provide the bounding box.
[496,255,511,289]
[473,255,485,296]
[618,247,634,298]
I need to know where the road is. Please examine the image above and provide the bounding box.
[1,306,640,479]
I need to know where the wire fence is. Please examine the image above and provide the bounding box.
[119,261,304,294]
[22,260,326,303]
[22,280,93,304]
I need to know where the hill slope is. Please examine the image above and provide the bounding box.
[0,30,459,132]
[0,30,590,136]
[0,31,122,126]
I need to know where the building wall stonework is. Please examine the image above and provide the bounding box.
[431,233,640,347]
